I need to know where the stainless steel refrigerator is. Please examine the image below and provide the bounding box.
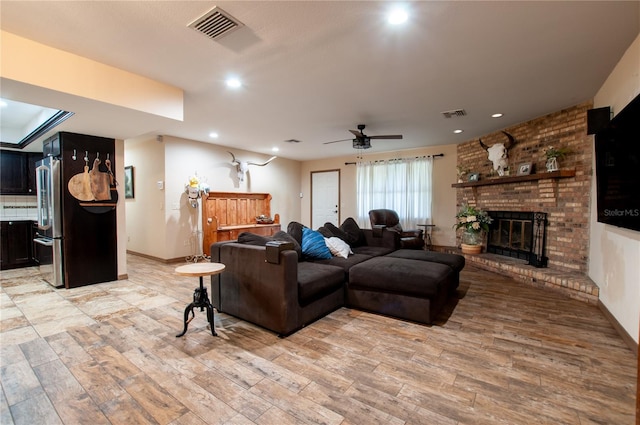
[34,132,118,288]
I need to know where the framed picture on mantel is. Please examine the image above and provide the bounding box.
[517,162,533,176]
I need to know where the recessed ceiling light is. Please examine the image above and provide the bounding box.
[209,132,219,138]
[492,113,503,118]
[272,147,279,152]
[453,129,464,134]
[388,8,408,25]
[0,100,7,108]
[225,77,242,89]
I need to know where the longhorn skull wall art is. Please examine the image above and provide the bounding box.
[478,131,516,176]
[227,151,277,182]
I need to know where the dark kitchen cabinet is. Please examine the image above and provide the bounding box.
[0,151,42,195]
[0,221,34,270]
[0,151,28,194]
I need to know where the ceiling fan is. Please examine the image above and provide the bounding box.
[323,124,403,149]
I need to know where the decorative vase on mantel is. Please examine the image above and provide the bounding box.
[546,157,559,172]
[543,146,570,172]
[461,230,483,254]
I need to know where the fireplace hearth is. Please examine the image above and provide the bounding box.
[487,211,548,267]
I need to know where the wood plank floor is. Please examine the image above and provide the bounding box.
[1,254,637,424]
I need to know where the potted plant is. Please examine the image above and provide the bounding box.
[543,146,570,172]
[456,166,470,183]
[454,204,493,254]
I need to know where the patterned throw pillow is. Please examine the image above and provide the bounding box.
[301,227,332,259]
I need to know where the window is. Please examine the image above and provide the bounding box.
[0,99,73,149]
[356,156,433,229]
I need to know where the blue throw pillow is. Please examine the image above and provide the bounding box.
[301,227,332,259]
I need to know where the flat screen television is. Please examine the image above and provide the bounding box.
[594,93,640,232]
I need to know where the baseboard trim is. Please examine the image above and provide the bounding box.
[598,299,638,356]
[127,250,185,264]
[117,274,128,280]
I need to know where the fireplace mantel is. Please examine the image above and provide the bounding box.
[451,169,576,188]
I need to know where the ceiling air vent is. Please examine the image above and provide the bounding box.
[188,6,244,40]
[441,109,467,118]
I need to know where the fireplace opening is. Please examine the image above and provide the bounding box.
[487,211,548,267]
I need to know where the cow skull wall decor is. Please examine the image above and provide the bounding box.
[228,151,277,182]
[478,131,516,176]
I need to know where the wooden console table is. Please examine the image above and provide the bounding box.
[202,192,280,256]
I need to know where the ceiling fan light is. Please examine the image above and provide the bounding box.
[353,139,371,149]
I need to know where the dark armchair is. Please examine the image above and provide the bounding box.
[368,209,424,250]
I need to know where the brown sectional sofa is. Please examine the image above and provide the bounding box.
[210,219,464,336]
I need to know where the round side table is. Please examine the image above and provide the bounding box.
[417,224,436,250]
[175,262,225,337]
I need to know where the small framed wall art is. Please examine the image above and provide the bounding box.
[124,166,135,199]
[468,173,480,182]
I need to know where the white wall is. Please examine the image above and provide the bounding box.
[300,143,459,247]
[125,136,301,260]
[590,33,640,344]
[124,137,167,258]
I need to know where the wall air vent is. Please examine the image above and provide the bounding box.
[188,6,244,40]
[441,109,467,118]
[284,139,302,143]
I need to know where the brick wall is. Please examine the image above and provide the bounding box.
[456,102,593,272]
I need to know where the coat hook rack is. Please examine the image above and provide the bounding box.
[84,151,89,163]
[72,149,77,160]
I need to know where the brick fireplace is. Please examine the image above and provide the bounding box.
[452,102,597,303]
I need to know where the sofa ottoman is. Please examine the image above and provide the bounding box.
[347,256,455,325]
[385,249,465,291]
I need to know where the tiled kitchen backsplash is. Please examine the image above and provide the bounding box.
[0,196,38,220]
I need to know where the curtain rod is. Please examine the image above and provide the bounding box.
[344,153,444,166]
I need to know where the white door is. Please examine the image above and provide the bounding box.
[311,170,339,229]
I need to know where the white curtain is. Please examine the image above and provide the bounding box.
[356,156,433,229]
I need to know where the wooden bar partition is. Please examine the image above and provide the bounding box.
[201,192,280,256]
